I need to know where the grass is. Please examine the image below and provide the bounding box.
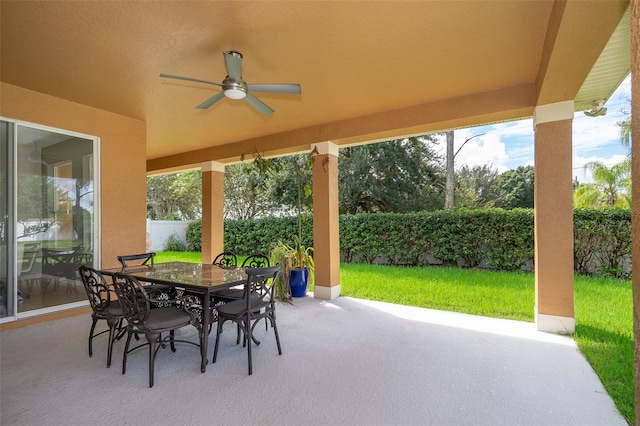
[157,251,634,423]
[155,251,202,263]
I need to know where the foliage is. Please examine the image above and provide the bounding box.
[164,232,186,251]
[339,209,535,270]
[264,154,314,215]
[185,219,202,252]
[573,161,631,208]
[267,239,315,303]
[453,164,499,209]
[573,207,631,278]
[338,136,444,214]
[147,170,202,220]
[183,207,630,277]
[617,116,631,150]
[224,162,279,219]
[251,151,315,267]
[222,215,312,255]
[269,241,294,302]
[493,165,534,209]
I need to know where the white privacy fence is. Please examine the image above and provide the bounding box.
[146,220,190,251]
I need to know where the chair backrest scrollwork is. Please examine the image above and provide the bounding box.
[112,273,152,325]
[212,251,238,268]
[241,253,270,269]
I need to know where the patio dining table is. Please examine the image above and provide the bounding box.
[98,261,247,373]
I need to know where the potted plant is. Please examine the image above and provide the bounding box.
[269,237,314,300]
[253,152,315,300]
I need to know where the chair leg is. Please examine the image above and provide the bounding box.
[122,332,133,375]
[107,323,115,368]
[170,330,177,352]
[271,314,283,355]
[213,319,224,364]
[88,318,98,357]
[245,314,252,375]
[147,333,159,388]
[115,319,127,340]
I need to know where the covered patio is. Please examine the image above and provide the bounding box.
[0,0,639,422]
[0,296,626,425]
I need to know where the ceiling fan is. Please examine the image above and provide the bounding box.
[160,51,301,115]
[27,140,55,165]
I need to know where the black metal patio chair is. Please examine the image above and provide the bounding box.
[212,265,282,375]
[112,273,202,387]
[116,252,155,268]
[79,265,126,367]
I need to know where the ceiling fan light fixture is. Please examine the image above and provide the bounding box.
[224,88,247,100]
[160,50,301,114]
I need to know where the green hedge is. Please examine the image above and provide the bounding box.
[574,207,632,278]
[185,208,631,276]
[340,209,535,270]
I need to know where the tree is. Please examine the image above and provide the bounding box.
[443,131,486,210]
[494,166,534,209]
[265,154,313,215]
[147,170,202,220]
[618,117,631,150]
[224,163,280,220]
[444,131,455,209]
[573,161,630,208]
[338,136,444,214]
[453,164,499,209]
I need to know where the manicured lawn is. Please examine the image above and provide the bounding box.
[156,252,633,423]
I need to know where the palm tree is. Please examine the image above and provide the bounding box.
[618,117,631,151]
[573,161,631,208]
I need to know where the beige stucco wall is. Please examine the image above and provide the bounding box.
[1,83,147,269]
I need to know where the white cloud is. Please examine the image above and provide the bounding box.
[454,132,511,172]
[432,75,631,179]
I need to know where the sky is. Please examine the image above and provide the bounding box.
[435,75,631,184]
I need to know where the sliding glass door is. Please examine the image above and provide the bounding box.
[1,119,98,319]
[0,122,12,317]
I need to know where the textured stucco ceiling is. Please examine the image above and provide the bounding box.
[0,1,630,170]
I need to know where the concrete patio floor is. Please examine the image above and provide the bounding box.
[0,295,626,425]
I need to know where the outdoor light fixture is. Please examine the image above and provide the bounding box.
[222,77,247,99]
[584,99,607,117]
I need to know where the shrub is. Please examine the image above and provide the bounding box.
[164,232,186,251]
[184,208,630,276]
[185,219,202,252]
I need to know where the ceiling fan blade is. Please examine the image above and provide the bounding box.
[244,93,274,115]
[196,92,225,109]
[247,83,301,94]
[159,73,222,86]
[223,51,243,81]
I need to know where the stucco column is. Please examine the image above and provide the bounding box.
[201,161,225,264]
[312,142,341,300]
[532,101,575,334]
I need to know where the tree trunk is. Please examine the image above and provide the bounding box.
[445,131,455,209]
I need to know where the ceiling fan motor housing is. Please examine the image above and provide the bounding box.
[222,76,247,99]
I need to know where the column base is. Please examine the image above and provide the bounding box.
[535,311,575,334]
[314,284,341,300]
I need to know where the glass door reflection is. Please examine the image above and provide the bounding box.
[16,125,95,313]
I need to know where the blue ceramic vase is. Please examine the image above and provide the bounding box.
[289,268,310,297]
